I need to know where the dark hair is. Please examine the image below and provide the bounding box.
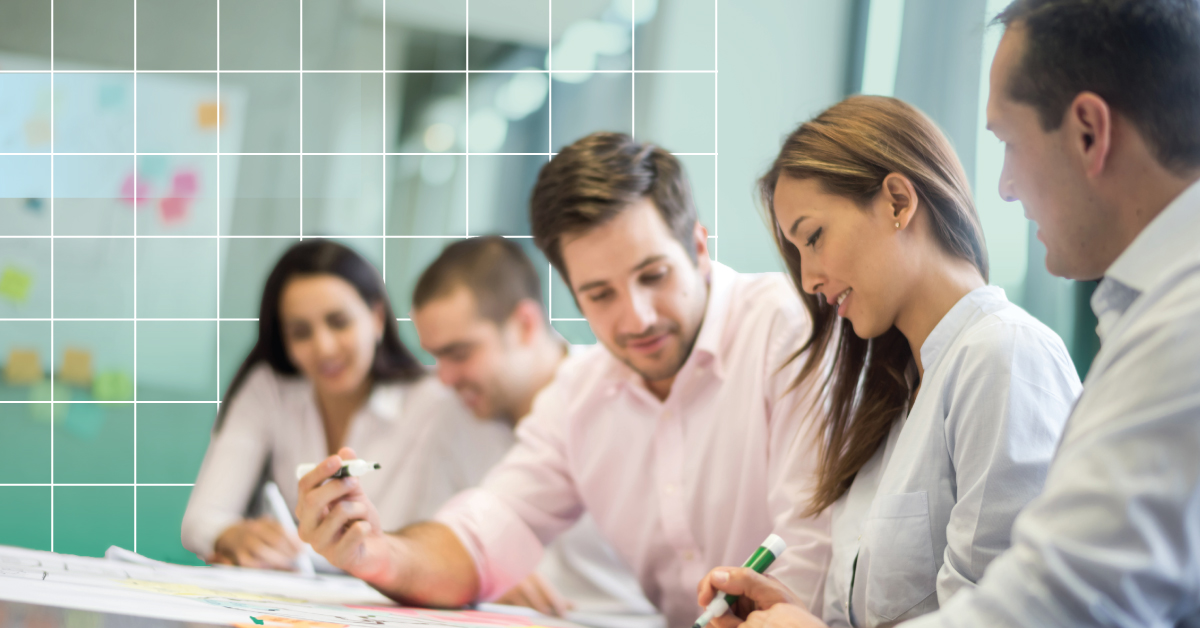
[216,239,424,430]
[412,236,544,324]
[761,96,988,515]
[530,132,697,283]
[995,0,1200,173]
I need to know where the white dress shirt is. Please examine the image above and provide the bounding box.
[822,286,1080,628]
[904,180,1200,627]
[179,364,652,617]
[434,262,832,628]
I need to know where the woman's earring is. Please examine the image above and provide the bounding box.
[895,221,901,229]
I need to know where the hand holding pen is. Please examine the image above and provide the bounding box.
[295,447,393,583]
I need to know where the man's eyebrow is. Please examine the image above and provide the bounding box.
[631,254,667,272]
[575,255,668,292]
[789,216,807,237]
[429,341,472,356]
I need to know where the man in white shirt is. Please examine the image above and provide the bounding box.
[409,236,659,621]
[900,1,1200,626]
[296,132,830,628]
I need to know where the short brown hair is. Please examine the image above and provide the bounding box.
[530,132,697,282]
[996,0,1200,173]
[412,236,543,324]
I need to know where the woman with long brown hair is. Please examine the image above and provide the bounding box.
[696,96,1082,627]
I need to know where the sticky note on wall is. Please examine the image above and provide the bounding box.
[60,347,92,387]
[0,265,33,304]
[93,370,133,402]
[4,349,43,385]
[197,102,225,130]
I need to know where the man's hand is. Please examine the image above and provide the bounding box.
[211,518,302,570]
[296,446,394,583]
[495,572,574,617]
[696,568,804,628]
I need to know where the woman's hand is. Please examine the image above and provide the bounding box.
[743,604,827,628]
[696,567,805,628]
[495,572,574,616]
[212,517,303,570]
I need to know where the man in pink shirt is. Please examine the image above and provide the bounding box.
[296,132,831,628]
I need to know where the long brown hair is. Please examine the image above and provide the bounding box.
[761,96,988,515]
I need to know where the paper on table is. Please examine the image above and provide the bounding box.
[0,544,584,628]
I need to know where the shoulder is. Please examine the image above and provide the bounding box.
[228,362,303,408]
[945,299,1079,397]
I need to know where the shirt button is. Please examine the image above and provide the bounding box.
[662,410,673,420]
[683,551,694,561]
[664,484,676,494]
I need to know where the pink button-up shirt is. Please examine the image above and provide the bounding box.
[435,262,831,628]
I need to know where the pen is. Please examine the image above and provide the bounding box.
[295,458,381,480]
[692,534,788,628]
[262,481,316,577]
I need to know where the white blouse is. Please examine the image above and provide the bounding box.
[181,364,514,557]
[180,363,655,617]
[820,286,1081,627]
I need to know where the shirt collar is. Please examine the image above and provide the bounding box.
[363,380,407,422]
[687,261,736,379]
[1103,177,1200,294]
[1091,178,1200,339]
[919,285,1007,373]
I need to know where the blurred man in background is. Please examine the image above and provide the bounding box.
[411,235,660,623]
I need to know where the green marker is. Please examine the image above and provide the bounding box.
[692,534,788,628]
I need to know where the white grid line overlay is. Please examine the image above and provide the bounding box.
[0,0,723,555]
[132,0,139,553]
[48,0,56,554]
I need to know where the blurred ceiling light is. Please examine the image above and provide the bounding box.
[548,20,631,83]
[612,0,658,25]
[495,70,548,120]
[469,109,509,153]
[423,122,456,152]
[419,154,456,186]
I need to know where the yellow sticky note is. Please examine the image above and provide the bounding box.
[5,349,43,385]
[0,265,32,303]
[197,101,225,130]
[60,347,92,387]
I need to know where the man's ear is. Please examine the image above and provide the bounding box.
[506,299,547,345]
[1067,92,1113,179]
[881,173,919,230]
[693,221,711,270]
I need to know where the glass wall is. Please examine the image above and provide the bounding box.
[0,0,1095,563]
[0,0,856,563]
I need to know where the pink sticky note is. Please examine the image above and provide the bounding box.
[159,196,190,224]
[171,170,199,197]
[119,172,151,207]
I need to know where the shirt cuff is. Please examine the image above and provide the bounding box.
[181,511,242,560]
[434,488,547,601]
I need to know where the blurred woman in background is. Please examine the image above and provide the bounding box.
[181,239,510,571]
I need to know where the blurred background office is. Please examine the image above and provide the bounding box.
[0,0,1096,565]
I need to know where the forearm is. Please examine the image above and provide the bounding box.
[367,521,481,609]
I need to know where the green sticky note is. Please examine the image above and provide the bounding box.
[250,618,264,625]
[93,371,133,402]
[0,266,33,304]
